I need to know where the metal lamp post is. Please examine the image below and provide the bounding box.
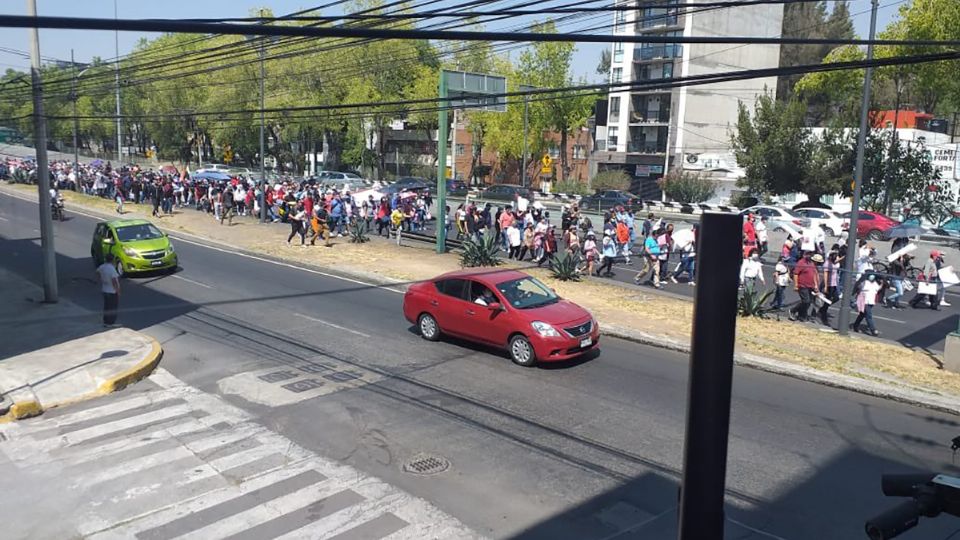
[70,49,90,185]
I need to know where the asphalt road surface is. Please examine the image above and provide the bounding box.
[2,191,960,539]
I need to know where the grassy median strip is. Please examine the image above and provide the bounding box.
[11,183,960,397]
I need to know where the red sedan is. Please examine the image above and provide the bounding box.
[403,269,600,366]
[841,211,900,240]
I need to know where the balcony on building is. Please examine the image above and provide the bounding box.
[633,44,683,63]
[629,95,671,125]
[635,4,681,33]
[626,126,668,154]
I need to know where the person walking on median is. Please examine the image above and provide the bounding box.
[852,273,881,336]
[635,231,661,288]
[740,248,765,292]
[97,253,121,327]
[771,255,790,310]
[789,251,818,322]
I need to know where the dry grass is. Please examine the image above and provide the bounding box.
[12,183,959,396]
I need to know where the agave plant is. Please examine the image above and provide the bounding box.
[549,251,583,282]
[738,287,776,318]
[460,230,502,268]
[349,220,370,244]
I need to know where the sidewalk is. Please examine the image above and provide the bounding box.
[0,268,162,421]
[3,183,959,413]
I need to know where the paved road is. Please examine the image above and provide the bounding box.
[413,213,960,353]
[2,191,960,539]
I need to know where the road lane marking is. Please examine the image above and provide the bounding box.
[293,312,372,338]
[0,215,9,221]
[169,274,212,289]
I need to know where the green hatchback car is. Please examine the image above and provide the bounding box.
[91,219,178,276]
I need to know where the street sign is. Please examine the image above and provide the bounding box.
[541,155,552,167]
[443,70,507,112]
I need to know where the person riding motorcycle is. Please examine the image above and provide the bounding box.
[49,187,65,218]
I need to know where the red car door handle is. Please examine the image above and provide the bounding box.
[466,309,475,315]
[430,300,439,306]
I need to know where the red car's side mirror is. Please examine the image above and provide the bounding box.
[487,302,503,311]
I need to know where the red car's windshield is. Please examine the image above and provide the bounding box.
[495,276,559,309]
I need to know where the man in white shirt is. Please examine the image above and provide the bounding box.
[96,253,121,327]
[740,249,765,291]
[852,274,881,336]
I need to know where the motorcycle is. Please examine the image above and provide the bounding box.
[51,197,65,221]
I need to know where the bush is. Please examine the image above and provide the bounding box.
[729,191,758,209]
[552,180,591,196]
[658,171,717,204]
[460,229,502,268]
[349,219,370,243]
[737,287,775,318]
[590,170,631,192]
[548,251,582,281]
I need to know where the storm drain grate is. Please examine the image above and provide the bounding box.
[403,454,450,475]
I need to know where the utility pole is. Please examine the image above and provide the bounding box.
[882,78,902,216]
[451,108,458,183]
[521,95,530,188]
[113,0,122,165]
[71,49,79,181]
[71,50,90,185]
[435,71,449,254]
[837,0,879,336]
[259,19,267,224]
[28,0,58,303]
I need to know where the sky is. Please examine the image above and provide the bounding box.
[0,0,903,83]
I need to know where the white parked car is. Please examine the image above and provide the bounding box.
[739,205,811,233]
[794,208,847,237]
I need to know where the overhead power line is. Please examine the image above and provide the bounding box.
[40,49,960,123]
[3,15,960,48]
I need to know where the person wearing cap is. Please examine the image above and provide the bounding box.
[811,253,832,325]
[596,230,617,277]
[910,250,945,310]
[538,225,558,267]
[616,217,631,265]
[507,221,522,259]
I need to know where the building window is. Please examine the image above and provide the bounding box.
[609,96,621,122]
[548,146,560,158]
[573,144,585,159]
[612,67,622,83]
[613,42,624,63]
[614,8,626,33]
[607,126,619,149]
[455,143,465,156]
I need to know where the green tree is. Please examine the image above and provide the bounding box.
[658,171,717,203]
[860,131,954,221]
[590,169,631,192]
[777,1,854,102]
[517,22,594,182]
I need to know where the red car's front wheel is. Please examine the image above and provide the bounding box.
[509,335,536,367]
[418,313,440,341]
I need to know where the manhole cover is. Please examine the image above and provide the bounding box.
[403,454,450,475]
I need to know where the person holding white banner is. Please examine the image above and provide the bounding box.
[910,250,945,310]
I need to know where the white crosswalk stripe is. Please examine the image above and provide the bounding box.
[0,368,482,540]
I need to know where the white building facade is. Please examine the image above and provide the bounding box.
[594,0,784,199]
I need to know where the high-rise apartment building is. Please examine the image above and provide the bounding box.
[594,0,784,199]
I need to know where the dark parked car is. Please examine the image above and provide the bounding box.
[393,176,431,191]
[446,179,468,196]
[578,190,641,212]
[480,184,533,202]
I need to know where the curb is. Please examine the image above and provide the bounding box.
[601,325,960,416]
[0,335,163,423]
[4,185,958,415]
[97,336,164,395]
